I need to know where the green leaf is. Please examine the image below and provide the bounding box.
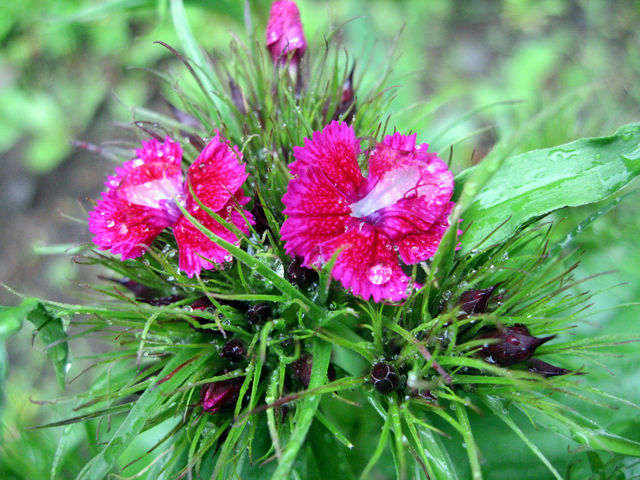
[76,349,210,480]
[457,123,640,252]
[27,302,69,389]
[271,340,332,480]
[0,300,36,340]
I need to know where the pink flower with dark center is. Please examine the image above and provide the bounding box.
[265,1,307,66]
[88,135,253,277]
[281,121,454,302]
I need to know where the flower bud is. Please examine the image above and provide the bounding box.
[200,378,243,413]
[370,362,399,395]
[458,285,498,316]
[478,324,555,366]
[220,339,246,363]
[527,358,579,378]
[266,1,307,66]
[287,256,318,288]
[246,303,272,326]
[291,354,335,388]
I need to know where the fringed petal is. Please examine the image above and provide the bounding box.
[394,203,453,264]
[290,121,365,198]
[319,225,412,302]
[88,190,168,260]
[281,165,353,266]
[186,133,249,212]
[133,136,182,167]
[174,202,241,278]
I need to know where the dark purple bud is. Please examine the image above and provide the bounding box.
[191,297,213,311]
[200,378,243,413]
[459,285,498,315]
[527,358,580,378]
[220,339,246,363]
[335,65,356,123]
[147,295,183,306]
[370,362,399,395]
[166,101,202,129]
[187,133,206,152]
[101,277,160,301]
[188,297,227,335]
[247,303,272,326]
[291,354,335,388]
[265,1,307,66]
[287,256,318,288]
[479,324,556,366]
[228,75,247,115]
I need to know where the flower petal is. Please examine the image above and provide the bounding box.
[281,165,353,266]
[88,190,168,260]
[186,133,248,212]
[290,121,365,198]
[134,136,182,167]
[364,134,454,263]
[319,225,412,302]
[88,137,184,259]
[174,194,249,277]
[394,204,453,264]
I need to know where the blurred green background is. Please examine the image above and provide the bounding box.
[1,0,639,478]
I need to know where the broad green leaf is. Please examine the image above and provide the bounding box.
[457,123,640,253]
[0,299,38,340]
[27,302,69,389]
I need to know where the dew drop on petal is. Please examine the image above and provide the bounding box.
[106,220,115,228]
[368,262,392,285]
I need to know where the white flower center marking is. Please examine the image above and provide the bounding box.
[121,177,184,210]
[349,165,421,218]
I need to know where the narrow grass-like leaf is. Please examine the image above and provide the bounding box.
[271,340,332,480]
[76,349,210,480]
[483,395,562,480]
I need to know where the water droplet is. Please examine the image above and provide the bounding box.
[368,263,392,285]
[106,220,115,228]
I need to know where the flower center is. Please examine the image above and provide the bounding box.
[118,168,186,225]
[349,165,421,219]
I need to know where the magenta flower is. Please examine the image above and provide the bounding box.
[88,135,253,277]
[265,1,307,66]
[281,122,454,302]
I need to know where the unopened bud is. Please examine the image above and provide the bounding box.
[478,324,555,366]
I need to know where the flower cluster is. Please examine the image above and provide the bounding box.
[89,26,453,302]
[88,134,253,277]
[36,1,638,479]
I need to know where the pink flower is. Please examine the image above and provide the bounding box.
[265,1,307,66]
[88,135,253,277]
[281,122,454,302]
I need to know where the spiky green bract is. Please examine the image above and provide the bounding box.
[10,4,640,480]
